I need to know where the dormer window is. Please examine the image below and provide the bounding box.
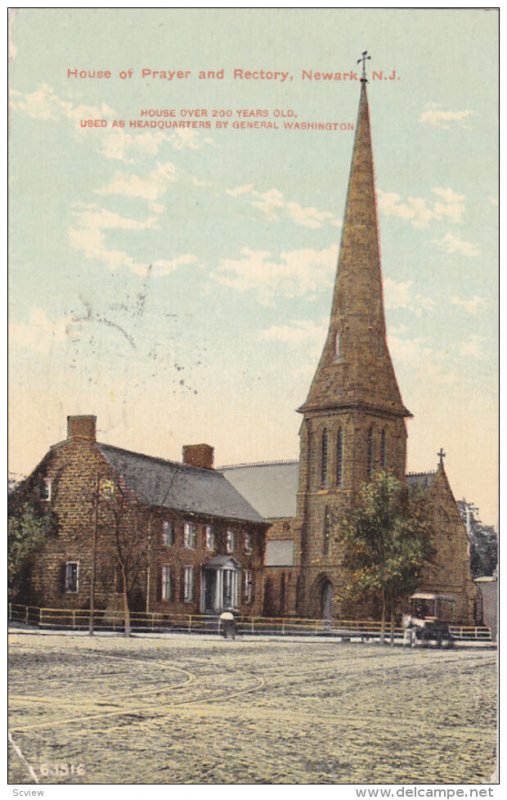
[40,477,52,502]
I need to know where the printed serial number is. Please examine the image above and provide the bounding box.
[39,763,85,778]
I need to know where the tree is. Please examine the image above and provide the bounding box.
[8,496,56,602]
[99,480,148,636]
[457,501,498,578]
[339,471,435,644]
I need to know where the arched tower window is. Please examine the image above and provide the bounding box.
[336,427,344,487]
[380,429,386,469]
[321,428,328,487]
[367,427,374,479]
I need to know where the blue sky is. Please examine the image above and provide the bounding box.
[9,8,498,525]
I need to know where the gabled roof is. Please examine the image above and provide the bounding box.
[218,461,299,519]
[204,555,240,569]
[97,443,266,525]
[220,462,440,520]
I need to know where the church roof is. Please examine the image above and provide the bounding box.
[97,443,266,525]
[220,462,439,520]
[219,460,299,519]
[406,471,438,490]
[300,80,410,419]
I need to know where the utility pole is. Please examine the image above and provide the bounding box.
[89,473,100,636]
[146,516,152,613]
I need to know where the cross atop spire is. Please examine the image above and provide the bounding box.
[357,50,371,82]
[437,448,446,468]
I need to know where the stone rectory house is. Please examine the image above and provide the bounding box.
[25,414,268,617]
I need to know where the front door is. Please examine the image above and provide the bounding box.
[203,570,216,612]
[321,581,334,620]
[202,563,239,612]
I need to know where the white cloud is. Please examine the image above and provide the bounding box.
[384,278,435,317]
[130,254,198,278]
[10,308,69,353]
[226,183,255,197]
[10,83,115,126]
[389,333,457,386]
[96,162,178,200]
[433,232,480,258]
[450,295,488,315]
[69,223,144,274]
[69,202,196,276]
[213,245,336,305]
[99,130,170,163]
[99,127,211,162]
[72,206,158,232]
[260,319,326,346]
[377,187,465,228]
[420,103,475,129]
[227,184,338,230]
[168,129,201,150]
[11,86,209,161]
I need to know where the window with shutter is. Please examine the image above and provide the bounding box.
[183,567,194,602]
[65,562,79,593]
[161,566,172,601]
[162,521,174,546]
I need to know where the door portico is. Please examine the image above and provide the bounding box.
[202,556,240,612]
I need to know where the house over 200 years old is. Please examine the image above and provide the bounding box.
[21,414,268,616]
[13,75,479,624]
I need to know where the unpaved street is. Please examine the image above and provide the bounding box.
[8,633,497,785]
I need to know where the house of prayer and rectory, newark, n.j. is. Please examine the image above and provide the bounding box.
[66,68,399,82]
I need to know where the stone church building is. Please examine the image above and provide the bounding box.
[222,78,475,624]
[15,78,476,623]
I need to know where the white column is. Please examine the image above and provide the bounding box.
[215,570,222,611]
[232,571,238,608]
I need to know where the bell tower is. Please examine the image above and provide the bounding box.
[296,65,412,618]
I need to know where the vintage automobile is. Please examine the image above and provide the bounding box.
[403,593,456,647]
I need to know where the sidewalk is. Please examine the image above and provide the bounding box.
[8,625,496,648]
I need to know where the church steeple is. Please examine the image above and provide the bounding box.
[294,70,414,619]
[299,79,411,419]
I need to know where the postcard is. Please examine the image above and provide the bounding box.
[8,7,498,792]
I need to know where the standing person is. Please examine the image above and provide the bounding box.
[219,609,237,640]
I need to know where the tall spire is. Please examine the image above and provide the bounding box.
[299,78,411,419]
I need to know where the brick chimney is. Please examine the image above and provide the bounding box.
[67,415,97,441]
[182,444,214,470]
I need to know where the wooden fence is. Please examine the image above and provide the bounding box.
[7,603,493,641]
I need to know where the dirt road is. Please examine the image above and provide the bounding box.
[8,633,497,784]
